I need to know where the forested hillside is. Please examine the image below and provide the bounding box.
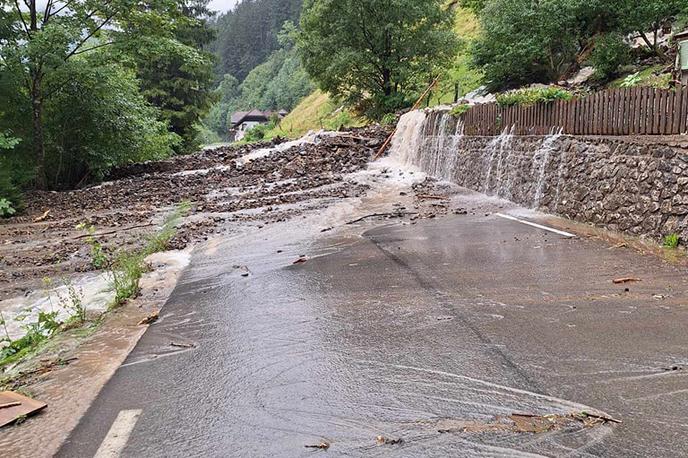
[212,0,302,81]
[0,0,216,201]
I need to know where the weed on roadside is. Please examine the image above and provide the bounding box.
[109,201,190,308]
[664,233,680,249]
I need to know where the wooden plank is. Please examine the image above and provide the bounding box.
[632,87,641,134]
[681,87,688,134]
[671,89,680,134]
[622,88,629,135]
[604,90,611,135]
[658,89,669,135]
[652,88,661,134]
[590,92,600,135]
[667,90,675,135]
[640,86,648,135]
[614,89,623,135]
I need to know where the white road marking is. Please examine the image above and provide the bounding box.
[94,409,143,458]
[495,213,576,238]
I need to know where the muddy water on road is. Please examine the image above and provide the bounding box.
[59,164,688,457]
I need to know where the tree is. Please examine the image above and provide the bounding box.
[616,0,687,59]
[472,0,580,90]
[298,0,457,119]
[42,58,178,189]
[120,0,217,153]
[0,0,185,188]
[472,0,688,90]
[213,0,303,80]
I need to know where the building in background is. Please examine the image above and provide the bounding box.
[230,109,288,141]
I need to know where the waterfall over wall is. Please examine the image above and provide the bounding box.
[389,110,565,211]
[387,109,688,242]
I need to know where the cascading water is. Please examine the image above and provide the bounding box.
[388,110,428,167]
[483,126,515,195]
[389,109,568,213]
[389,109,463,182]
[532,128,563,209]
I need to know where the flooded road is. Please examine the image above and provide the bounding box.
[58,184,688,456]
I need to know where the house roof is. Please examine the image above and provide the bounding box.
[230,109,288,127]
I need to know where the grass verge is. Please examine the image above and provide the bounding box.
[0,202,190,370]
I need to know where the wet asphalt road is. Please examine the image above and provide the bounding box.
[58,209,688,457]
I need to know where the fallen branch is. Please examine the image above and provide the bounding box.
[72,223,156,240]
[373,77,441,161]
[613,277,641,284]
[33,209,51,223]
[346,212,418,225]
[416,194,450,200]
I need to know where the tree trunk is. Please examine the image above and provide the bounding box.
[31,71,46,189]
[382,68,392,97]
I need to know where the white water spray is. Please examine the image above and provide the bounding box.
[532,128,563,209]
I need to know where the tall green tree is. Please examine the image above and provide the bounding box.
[0,0,186,188]
[121,0,217,153]
[213,0,303,80]
[298,0,457,118]
[473,0,688,90]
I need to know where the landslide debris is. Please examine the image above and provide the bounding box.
[0,126,390,300]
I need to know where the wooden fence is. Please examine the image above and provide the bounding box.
[458,86,688,136]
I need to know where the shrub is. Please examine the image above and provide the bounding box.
[243,124,269,142]
[496,87,573,107]
[0,198,16,217]
[590,34,631,81]
[450,104,472,117]
[664,233,680,249]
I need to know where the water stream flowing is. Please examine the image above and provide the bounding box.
[388,110,566,210]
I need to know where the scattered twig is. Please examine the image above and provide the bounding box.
[416,194,450,200]
[138,310,160,326]
[72,223,155,240]
[346,212,418,225]
[304,442,330,450]
[613,277,641,284]
[575,412,622,424]
[33,209,51,223]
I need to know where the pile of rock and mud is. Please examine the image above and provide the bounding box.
[0,126,390,299]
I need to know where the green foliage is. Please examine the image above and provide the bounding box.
[0,198,16,217]
[41,59,179,189]
[206,38,314,138]
[243,124,269,143]
[614,66,672,89]
[110,202,189,307]
[0,0,214,189]
[121,33,216,154]
[76,223,109,269]
[590,34,631,80]
[472,0,687,90]
[298,0,458,119]
[0,134,23,210]
[664,233,680,249]
[450,104,471,117]
[472,0,580,90]
[380,114,397,127]
[620,72,643,88]
[0,310,61,367]
[496,87,573,107]
[213,0,303,81]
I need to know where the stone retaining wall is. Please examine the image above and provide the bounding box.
[403,110,688,241]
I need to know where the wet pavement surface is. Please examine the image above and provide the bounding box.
[57,191,688,457]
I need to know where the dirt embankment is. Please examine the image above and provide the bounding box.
[0,127,391,301]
